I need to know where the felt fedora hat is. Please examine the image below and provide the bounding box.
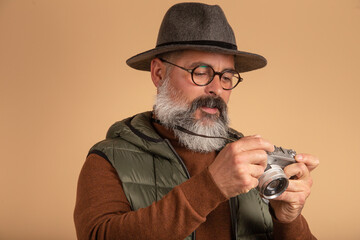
[126,2,267,73]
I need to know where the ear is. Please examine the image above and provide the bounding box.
[150,58,166,88]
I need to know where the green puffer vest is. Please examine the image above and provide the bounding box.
[90,112,274,240]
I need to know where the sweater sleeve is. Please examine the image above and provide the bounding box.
[272,210,317,240]
[74,153,228,240]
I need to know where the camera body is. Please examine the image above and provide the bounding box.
[257,146,297,199]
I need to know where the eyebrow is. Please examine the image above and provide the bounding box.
[187,61,236,72]
[188,61,207,69]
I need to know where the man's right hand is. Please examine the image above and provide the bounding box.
[208,135,275,198]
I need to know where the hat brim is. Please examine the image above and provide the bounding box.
[126,44,267,73]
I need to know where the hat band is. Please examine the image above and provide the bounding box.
[156,40,237,50]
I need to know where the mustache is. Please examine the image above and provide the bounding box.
[189,96,228,120]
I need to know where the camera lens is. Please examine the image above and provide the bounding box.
[257,165,289,199]
[263,178,288,197]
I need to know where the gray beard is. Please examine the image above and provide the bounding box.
[153,77,230,153]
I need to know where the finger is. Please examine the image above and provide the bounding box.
[272,189,309,205]
[232,150,268,184]
[232,135,275,153]
[295,153,319,172]
[243,178,260,193]
[273,179,311,202]
[284,163,310,180]
[234,149,268,166]
[249,164,267,179]
[233,168,260,194]
[286,178,313,193]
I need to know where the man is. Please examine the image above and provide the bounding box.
[74,2,319,240]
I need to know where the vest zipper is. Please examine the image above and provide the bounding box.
[164,139,191,178]
[164,139,196,240]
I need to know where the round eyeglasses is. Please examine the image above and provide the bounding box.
[159,58,243,90]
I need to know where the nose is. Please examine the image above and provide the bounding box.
[204,74,223,96]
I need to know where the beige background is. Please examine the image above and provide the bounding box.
[1,0,359,239]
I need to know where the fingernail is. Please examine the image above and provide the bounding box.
[296,155,303,161]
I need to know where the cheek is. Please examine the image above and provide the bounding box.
[222,90,231,104]
[187,87,206,101]
[224,93,231,104]
[170,77,202,102]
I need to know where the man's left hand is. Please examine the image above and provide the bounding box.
[269,153,320,223]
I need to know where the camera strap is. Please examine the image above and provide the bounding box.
[151,117,235,142]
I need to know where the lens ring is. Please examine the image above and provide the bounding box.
[220,70,240,90]
[192,65,213,86]
[263,178,288,197]
[220,70,241,90]
[257,166,289,199]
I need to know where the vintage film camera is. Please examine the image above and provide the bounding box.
[257,146,297,199]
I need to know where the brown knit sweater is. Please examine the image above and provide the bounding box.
[74,122,316,240]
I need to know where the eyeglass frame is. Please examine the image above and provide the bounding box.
[158,58,243,90]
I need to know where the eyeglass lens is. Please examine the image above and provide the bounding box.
[192,65,240,90]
